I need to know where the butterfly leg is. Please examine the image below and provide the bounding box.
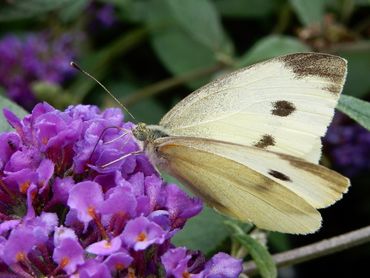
[103,127,132,145]
[99,150,143,168]
[88,126,132,162]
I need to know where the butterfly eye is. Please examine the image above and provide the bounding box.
[132,126,148,141]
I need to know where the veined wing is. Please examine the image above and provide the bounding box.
[153,136,348,234]
[159,53,347,163]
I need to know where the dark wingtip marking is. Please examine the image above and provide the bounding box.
[280,53,346,86]
[271,100,296,117]
[324,84,342,95]
[254,134,275,148]
[268,170,291,182]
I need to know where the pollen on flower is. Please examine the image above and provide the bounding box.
[115,263,125,271]
[87,207,96,218]
[20,181,31,193]
[42,137,48,145]
[136,232,147,242]
[104,240,112,249]
[60,257,70,268]
[183,272,191,278]
[15,252,26,262]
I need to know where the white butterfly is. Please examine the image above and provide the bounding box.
[132,53,350,234]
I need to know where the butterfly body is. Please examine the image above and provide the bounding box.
[131,53,350,234]
[132,123,169,169]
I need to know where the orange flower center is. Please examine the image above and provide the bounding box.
[115,263,125,271]
[60,257,70,268]
[15,251,26,262]
[104,240,112,248]
[136,231,147,242]
[87,207,96,218]
[42,137,48,145]
[19,181,30,193]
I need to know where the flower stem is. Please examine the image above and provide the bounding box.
[243,225,370,275]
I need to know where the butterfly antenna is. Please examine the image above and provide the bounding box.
[70,61,136,121]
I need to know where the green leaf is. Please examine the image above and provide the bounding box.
[163,174,230,254]
[289,0,325,26]
[234,233,276,278]
[354,0,370,6]
[58,0,88,22]
[338,42,370,98]
[108,82,166,125]
[115,0,149,23]
[172,206,230,254]
[127,99,164,125]
[165,0,232,54]
[237,35,310,67]
[227,221,277,278]
[214,0,279,18]
[268,232,291,252]
[68,28,147,103]
[150,26,218,88]
[147,0,233,88]
[32,82,73,110]
[337,95,370,131]
[0,0,76,21]
[0,92,27,132]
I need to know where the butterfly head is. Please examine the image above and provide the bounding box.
[132,122,169,143]
[132,122,149,142]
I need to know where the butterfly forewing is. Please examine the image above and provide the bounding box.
[159,53,347,163]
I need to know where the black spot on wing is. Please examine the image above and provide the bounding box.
[271,100,296,117]
[268,170,291,182]
[254,134,275,148]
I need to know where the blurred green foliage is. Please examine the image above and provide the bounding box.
[0,0,370,277]
[0,92,27,131]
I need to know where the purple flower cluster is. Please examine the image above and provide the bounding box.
[88,3,117,30]
[0,33,79,110]
[0,103,242,277]
[94,4,116,28]
[324,112,370,177]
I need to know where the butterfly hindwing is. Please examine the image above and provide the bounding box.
[154,136,331,234]
[164,137,349,209]
[159,53,347,163]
